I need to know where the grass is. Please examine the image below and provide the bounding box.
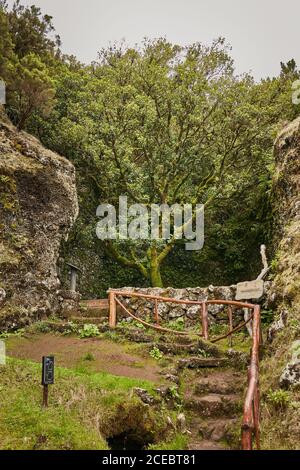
[148,433,188,450]
[259,320,300,450]
[0,356,158,450]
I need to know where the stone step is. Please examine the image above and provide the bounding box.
[193,374,244,396]
[81,299,108,308]
[178,357,227,369]
[77,308,109,318]
[191,417,239,443]
[157,340,223,357]
[69,316,108,325]
[78,299,110,318]
[188,439,226,450]
[184,393,241,417]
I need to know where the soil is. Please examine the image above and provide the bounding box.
[6,333,162,382]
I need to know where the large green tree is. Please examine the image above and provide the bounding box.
[42,38,294,287]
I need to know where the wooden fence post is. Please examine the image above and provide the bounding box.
[109,291,117,328]
[201,302,209,340]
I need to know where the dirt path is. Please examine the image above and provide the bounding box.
[6,334,162,383]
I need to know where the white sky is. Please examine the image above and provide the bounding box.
[7,0,300,79]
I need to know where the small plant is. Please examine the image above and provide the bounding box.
[62,321,79,335]
[169,317,185,332]
[82,352,95,361]
[198,348,210,358]
[79,324,100,338]
[102,331,120,341]
[149,346,163,360]
[169,385,180,400]
[0,328,25,339]
[261,309,274,325]
[266,389,290,410]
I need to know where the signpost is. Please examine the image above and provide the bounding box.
[42,356,54,407]
[235,280,264,301]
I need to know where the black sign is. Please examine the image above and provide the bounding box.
[42,356,55,385]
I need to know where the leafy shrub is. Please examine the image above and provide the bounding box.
[169,317,185,332]
[266,389,290,410]
[149,346,163,360]
[198,348,210,358]
[261,309,274,325]
[63,321,79,335]
[79,324,100,339]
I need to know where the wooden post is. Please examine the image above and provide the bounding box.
[228,305,233,348]
[154,299,159,326]
[70,269,77,292]
[109,291,117,328]
[201,302,209,340]
[42,384,48,407]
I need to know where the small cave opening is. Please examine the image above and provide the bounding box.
[107,431,151,451]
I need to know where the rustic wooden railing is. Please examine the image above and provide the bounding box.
[107,289,261,450]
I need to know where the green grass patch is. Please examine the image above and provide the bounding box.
[0,356,157,450]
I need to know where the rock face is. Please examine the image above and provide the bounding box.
[0,110,78,330]
[268,118,300,313]
[264,118,300,396]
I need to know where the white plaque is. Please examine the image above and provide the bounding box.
[235,280,264,301]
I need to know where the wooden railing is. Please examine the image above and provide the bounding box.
[107,289,262,450]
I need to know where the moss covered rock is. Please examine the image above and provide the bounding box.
[0,109,78,329]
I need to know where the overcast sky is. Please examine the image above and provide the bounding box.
[7,0,300,79]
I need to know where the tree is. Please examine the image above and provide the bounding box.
[6,0,60,59]
[52,38,288,287]
[8,53,56,129]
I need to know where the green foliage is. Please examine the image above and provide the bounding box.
[29,322,51,334]
[0,327,24,339]
[0,356,158,449]
[149,346,163,360]
[168,385,180,400]
[1,1,299,293]
[266,389,291,410]
[168,317,185,332]
[148,433,188,450]
[261,309,275,325]
[82,352,95,361]
[79,324,100,339]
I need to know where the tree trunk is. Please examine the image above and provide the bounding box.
[149,246,163,287]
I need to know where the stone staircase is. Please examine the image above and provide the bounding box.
[66,299,248,450]
[68,299,109,324]
[182,368,244,450]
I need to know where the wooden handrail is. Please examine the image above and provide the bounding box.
[107,289,261,450]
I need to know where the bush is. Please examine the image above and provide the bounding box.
[266,389,290,410]
[149,346,163,361]
[79,324,100,339]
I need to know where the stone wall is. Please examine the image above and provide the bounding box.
[117,285,241,326]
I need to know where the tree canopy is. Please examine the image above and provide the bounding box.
[1,1,300,290]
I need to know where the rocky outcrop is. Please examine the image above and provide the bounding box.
[268,118,300,313]
[279,340,300,389]
[0,109,78,330]
[263,118,300,399]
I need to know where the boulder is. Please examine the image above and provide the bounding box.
[280,340,300,389]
